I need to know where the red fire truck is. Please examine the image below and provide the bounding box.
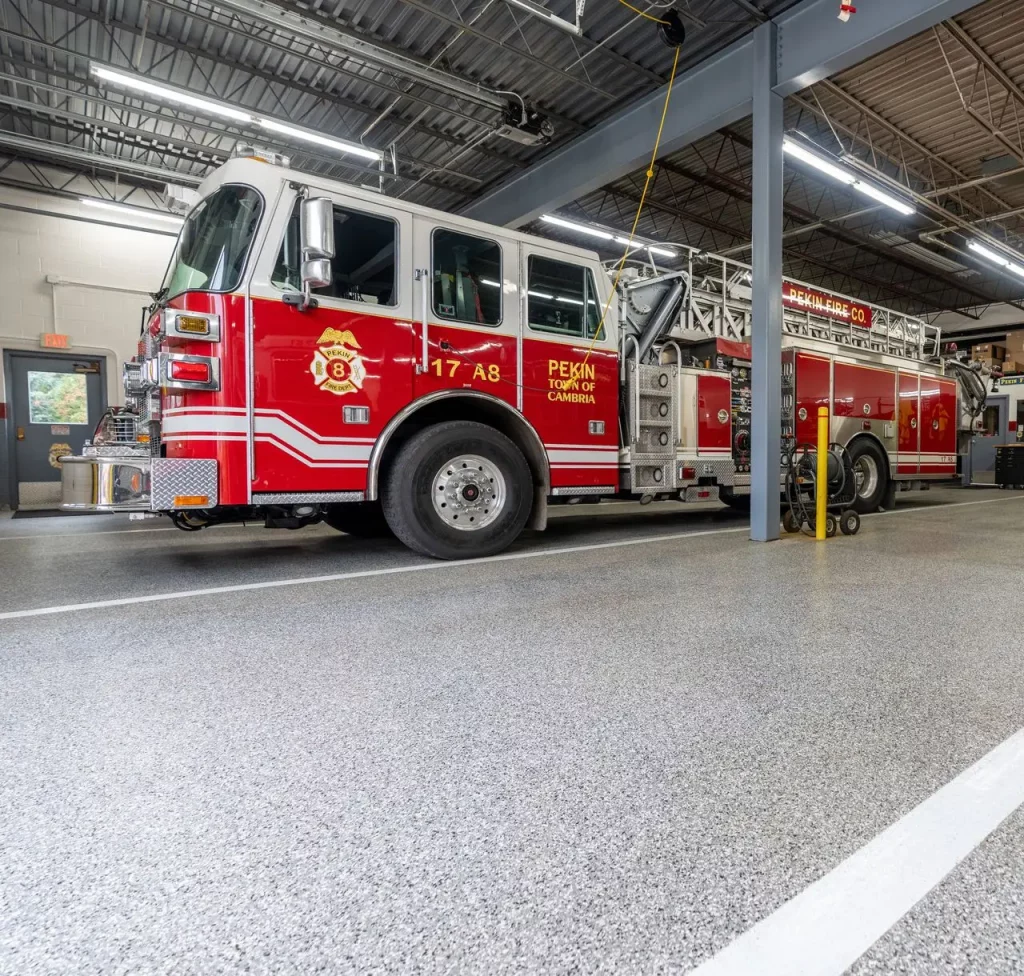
[61,148,988,558]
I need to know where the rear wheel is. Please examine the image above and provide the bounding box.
[719,487,750,512]
[382,421,532,560]
[848,438,889,514]
[323,501,392,538]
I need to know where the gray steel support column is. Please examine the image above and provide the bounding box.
[749,21,784,543]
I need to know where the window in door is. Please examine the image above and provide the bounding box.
[527,256,603,339]
[431,228,502,326]
[981,404,1000,436]
[273,203,398,306]
[26,371,88,424]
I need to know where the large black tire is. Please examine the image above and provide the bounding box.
[719,487,751,512]
[323,501,392,538]
[381,421,532,560]
[847,438,889,514]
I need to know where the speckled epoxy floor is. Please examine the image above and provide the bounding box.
[1,488,1023,975]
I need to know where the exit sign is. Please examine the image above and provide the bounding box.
[40,333,71,349]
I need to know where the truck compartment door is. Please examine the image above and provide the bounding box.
[897,371,920,474]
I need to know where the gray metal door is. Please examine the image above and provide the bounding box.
[969,395,1007,484]
[7,352,105,509]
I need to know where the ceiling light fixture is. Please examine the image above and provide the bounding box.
[91,66,254,123]
[541,215,613,240]
[91,65,382,162]
[80,198,184,223]
[967,240,1024,278]
[256,119,383,161]
[505,0,584,36]
[783,138,915,216]
[542,215,677,258]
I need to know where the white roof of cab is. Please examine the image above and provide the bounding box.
[198,156,603,264]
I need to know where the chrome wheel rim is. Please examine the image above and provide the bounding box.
[431,454,506,531]
[853,455,879,500]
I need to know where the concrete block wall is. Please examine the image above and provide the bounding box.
[0,186,178,507]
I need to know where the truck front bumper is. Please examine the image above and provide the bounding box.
[61,454,218,513]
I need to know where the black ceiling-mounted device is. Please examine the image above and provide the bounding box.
[658,10,686,48]
[496,101,555,147]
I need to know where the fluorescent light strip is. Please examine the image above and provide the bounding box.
[528,290,554,300]
[480,278,501,288]
[850,179,915,216]
[783,139,856,185]
[614,235,678,258]
[80,198,184,224]
[556,296,584,306]
[91,66,254,123]
[541,215,676,258]
[92,65,381,161]
[540,215,613,240]
[783,139,915,216]
[969,240,1024,278]
[967,240,1008,266]
[257,118,382,161]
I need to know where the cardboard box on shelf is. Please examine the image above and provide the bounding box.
[972,342,1007,360]
[1005,331,1024,355]
[1004,360,1022,374]
[975,356,1004,371]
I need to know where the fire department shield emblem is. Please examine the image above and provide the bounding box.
[309,327,367,396]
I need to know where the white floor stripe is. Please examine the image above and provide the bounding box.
[686,727,1024,976]
[0,491,1018,548]
[0,525,753,619]
[0,493,1019,620]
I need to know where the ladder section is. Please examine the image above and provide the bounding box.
[616,247,942,364]
[626,362,678,491]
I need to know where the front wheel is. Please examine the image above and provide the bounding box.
[847,438,889,514]
[382,421,533,560]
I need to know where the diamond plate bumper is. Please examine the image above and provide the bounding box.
[61,455,218,512]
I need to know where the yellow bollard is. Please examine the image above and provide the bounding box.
[816,406,829,541]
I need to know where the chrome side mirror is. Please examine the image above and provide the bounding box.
[286,196,335,310]
[301,197,334,263]
[301,258,332,290]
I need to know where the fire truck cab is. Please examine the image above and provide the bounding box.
[61,150,990,559]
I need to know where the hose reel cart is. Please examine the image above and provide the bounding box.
[783,441,861,537]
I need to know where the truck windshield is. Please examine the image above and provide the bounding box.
[161,185,263,299]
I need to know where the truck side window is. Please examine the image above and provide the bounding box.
[272,203,398,306]
[527,256,603,339]
[431,228,502,326]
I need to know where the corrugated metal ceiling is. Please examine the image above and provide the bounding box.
[1,0,1024,321]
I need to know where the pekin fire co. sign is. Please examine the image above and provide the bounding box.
[782,282,873,328]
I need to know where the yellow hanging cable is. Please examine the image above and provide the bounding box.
[582,42,681,366]
[617,0,670,24]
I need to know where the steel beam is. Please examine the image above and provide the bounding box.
[461,35,756,226]
[0,131,204,185]
[774,0,985,95]
[750,23,784,544]
[463,0,989,227]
